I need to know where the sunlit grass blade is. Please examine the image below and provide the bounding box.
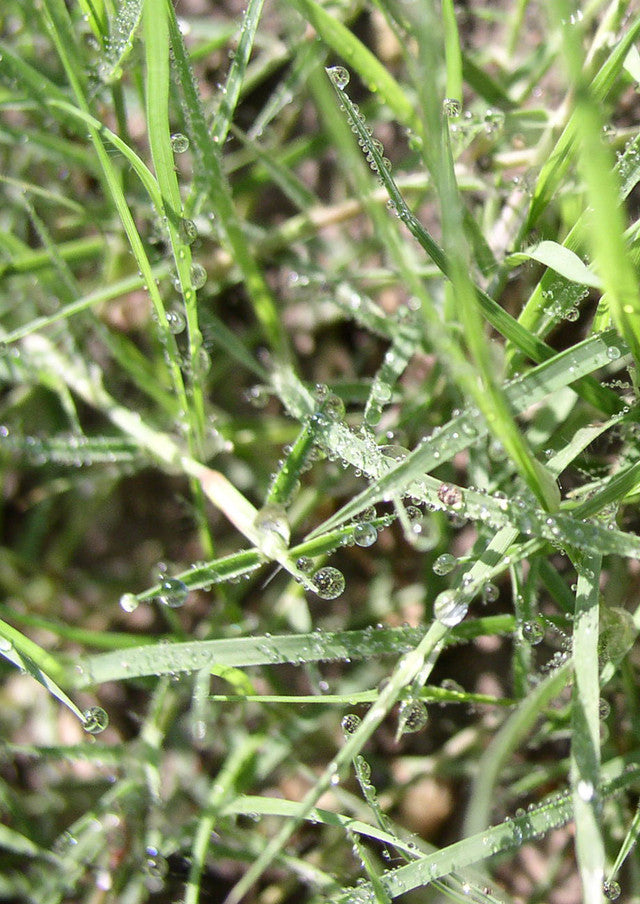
[570,551,604,904]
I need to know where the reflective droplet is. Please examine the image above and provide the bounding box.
[165,308,186,334]
[576,779,595,801]
[296,555,314,573]
[190,263,207,289]
[443,97,461,117]
[326,66,350,89]
[341,713,361,735]
[180,218,198,244]
[158,577,189,608]
[565,306,579,322]
[599,698,611,720]
[170,132,190,153]
[482,582,499,604]
[433,553,456,576]
[603,880,621,901]
[433,590,469,627]
[437,483,464,509]
[83,706,109,734]
[255,503,290,551]
[311,566,346,600]
[323,393,345,420]
[397,699,428,734]
[354,522,377,548]
[606,346,621,360]
[144,849,169,892]
[522,620,544,645]
[119,593,139,613]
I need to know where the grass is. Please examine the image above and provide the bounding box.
[2,0,640,902]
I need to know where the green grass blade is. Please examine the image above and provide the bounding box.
[570,551,605,904]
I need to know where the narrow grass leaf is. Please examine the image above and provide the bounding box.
[570,551,605,904]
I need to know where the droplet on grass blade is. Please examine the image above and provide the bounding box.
[396,699,428,736]
[190,263,207,289]
[83,706,109,734]
[434,590,469,627]
[354,522,377,547]
[433,554,456,576]
[311,567,346,600]
[158,578,189,608]
[603,880,621,901]
[326,66,350,89]
[341,713,361,735]
[170,132,190,153]
[119,593,139,613]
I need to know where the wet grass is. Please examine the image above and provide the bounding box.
[1,1,640,902]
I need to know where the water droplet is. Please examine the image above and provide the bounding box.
[434,590,469,627]
[165,308,186,334]
[606,346,621,360]
[83,706,109,734]
[255,503,290,552]
[180,218,198,244]
[158,577,189,608]
[356,506,377,523]
[522,620,544,645]
[311,566,346,600]
[322,393,345,420]
[443,97,461,117]
[576,779,595,801]
[354,522,377,547]
[482,582,499,604]
[326,66,350,89]
[433,553,456,576]
[397,699,428,735]
[599,698,611,720]
[437,483,464,509]
[296,555,314,573]
[341,713,361,735]
[190,263,207,289]
[144,849,169,892]
[170,132,189,153]
[119,593,139,613]
[603,880,621,901]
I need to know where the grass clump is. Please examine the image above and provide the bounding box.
[2,1,640,902]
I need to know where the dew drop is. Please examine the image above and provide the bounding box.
[522,620,544,645]
[434,590,469,627]
[437,483,464,509]
[576,779,595,801]
[341,713,361,735]
[397,699,428,735]
[326,66,350,89]
[165,308,186,334]
[296,555,314,573]
[354,522,377,548]
[482,582,499,604]
[603,880,621,901]
[180,218,198,244]
[443,97,461,117]
[83,706,109,734]
[323,393,345,420]
[433,553,456,576]
[311,566,346,600]
[255,503,290,551]
[158,577,189,608]
[190,263,207,289]
[119,592,139,613]
[606,346,621,360]
[170,132,190,153]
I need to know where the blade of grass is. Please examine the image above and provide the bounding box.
[570,551,605,904]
